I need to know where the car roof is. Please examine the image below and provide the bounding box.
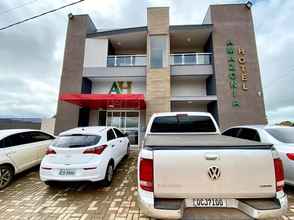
[59,126,112,136]
[152,112,212,117]
[228,125,266,129]
[224,124,292,131]
[0,129,39,139]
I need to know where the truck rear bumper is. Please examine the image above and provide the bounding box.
[238,192,288,219]
[138,190,288,219]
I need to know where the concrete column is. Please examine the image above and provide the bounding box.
[146,7,171,122]
[54,15,96,134]
[206,4,267,130]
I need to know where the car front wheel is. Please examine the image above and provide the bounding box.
[0,165,14,190]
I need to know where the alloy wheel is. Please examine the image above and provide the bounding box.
[107,165,113,182]
[0,166,12,189]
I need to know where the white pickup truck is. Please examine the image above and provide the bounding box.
[137,112,288,219]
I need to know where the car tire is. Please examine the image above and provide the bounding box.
[0,164,14,190]
[44,181,56,187]
[126,143,130,157]
[102,162,114,187]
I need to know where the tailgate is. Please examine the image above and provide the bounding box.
[153,147,276,199]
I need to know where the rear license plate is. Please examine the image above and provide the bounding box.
[59,169,75,176]
[194,198,227,207]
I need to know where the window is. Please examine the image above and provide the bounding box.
[222,128,241,138]
[150,36,167,69]
[238,128,261,142]
[265,128,294,143]
[30,132,54,142]
[150,115,217,133]
[107,129,116,141]
[52,135,101,148]
[113,128,125,138]
[3,133,27,147]
[0,139,4,148]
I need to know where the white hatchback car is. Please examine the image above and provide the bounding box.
[223,125,294,185]
[0,129,55,189]
[40,126,130,186]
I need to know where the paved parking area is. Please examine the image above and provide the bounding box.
[0,151,294,220]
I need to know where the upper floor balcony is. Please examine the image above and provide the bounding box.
[170,53,213,77]
[170,53,211,65]
[107,55,146,67]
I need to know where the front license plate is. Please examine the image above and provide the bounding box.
[194,198,227,207]
[59,169,75,176]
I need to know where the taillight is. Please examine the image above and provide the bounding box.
[46,148,56,155]
[83,145,108,155]
[139,158,153,192]
[287,153,294,160]
[274,158,284,192]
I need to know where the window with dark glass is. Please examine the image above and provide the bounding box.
[107,129,116,141]
[222,128,241,138]
[238,128,261,142]
[113,128,124,138]
[52,135,101,148]
[30,132,54,142]
[150,115,216,133]
[3,133,27,147]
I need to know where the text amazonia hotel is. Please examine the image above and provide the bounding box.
[55,3,267,146]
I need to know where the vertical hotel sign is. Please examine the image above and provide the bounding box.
[226,40,249,107]
[226,40,240,107]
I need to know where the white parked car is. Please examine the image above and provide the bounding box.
[223,125,294,185]
[40,126,130,186]
[0,129,55,189]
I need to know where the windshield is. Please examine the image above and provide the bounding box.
[265,128,294,143]
[150,115,217,133]
[52,134,101,148]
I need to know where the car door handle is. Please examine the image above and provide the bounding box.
[205,154,219,160]
[119,140,122,143]
[112,144,115,147]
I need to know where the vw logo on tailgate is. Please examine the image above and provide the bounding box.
[208,166,221,180]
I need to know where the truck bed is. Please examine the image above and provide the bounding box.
[144,134,272,148]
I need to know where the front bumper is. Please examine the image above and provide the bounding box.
[138,190,288,219]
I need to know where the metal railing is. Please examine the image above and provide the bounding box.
[107,55,146,67]
[170,53,212,65]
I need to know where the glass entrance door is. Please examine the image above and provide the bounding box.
[106,111,139,146]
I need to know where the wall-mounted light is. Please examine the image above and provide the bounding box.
[68,13,74,19]
[187,37,191,43]
[245,1,253,9]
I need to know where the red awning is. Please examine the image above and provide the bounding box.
[60,93,146,110]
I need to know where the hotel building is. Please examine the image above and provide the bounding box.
[55,3,267,146]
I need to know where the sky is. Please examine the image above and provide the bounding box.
[0,0,293,124]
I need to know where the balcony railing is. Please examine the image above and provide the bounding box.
[170,53,212,65]
[107,55,146,67]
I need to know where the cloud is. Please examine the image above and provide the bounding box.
[252,0,294,122]
[0,0,293,124]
